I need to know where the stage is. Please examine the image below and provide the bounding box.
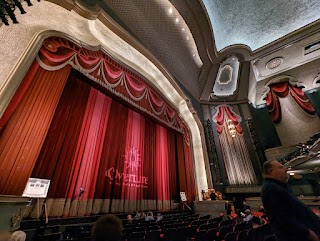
[193,200,227,218]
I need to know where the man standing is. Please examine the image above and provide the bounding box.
[261,160,320,241]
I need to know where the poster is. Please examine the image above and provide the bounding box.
[22,178,51,198]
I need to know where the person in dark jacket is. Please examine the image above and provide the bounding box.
[261,160,320,241]
[225,200,232,215]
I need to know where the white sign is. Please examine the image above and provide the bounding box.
[180,191,187,202]
[22,178,51,198]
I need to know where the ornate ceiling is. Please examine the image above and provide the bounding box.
[79,0,320,102]
[202,0,320,51]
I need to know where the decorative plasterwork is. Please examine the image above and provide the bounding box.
[313,68,320,88]
[210,55,240,99]
[265,57,284,69]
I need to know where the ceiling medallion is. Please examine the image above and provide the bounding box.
[266,57,284,69]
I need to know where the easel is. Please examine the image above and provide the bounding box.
[37,198,48,224]
[181,201,192,210]
[180,191,192,211]
[22,178,51,224]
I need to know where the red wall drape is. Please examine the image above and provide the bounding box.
[213,105,243,135]
[265,82,316,124]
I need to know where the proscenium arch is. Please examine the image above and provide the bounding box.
[0,1,208,200]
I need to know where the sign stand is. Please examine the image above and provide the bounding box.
[22,178,51,222]
[180,191,192,211]
[37,198,40,220]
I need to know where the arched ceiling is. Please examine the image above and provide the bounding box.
[202,0,320,51]
[79,0,320,102]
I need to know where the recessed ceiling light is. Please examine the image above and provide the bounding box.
[193,53,196,57]
[168,7,173,14]
[182,28,185,31]
[175,18,179,23]
[186,36,189,40]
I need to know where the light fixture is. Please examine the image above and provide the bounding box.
[227,119,236,138]
[168,7,173,14]
[0,0,39,26]
[175,17,179,23]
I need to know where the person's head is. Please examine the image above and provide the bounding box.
[127,214,132,221]
[244,209,251,215]
[11,231,26,241]
[226,201,229,204]
[92,214,123,241]
[263,160,289,183]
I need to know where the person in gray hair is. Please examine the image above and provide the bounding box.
[11,231,26,241]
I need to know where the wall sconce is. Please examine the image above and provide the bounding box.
[227,119,236,138]
[0,0,40,25]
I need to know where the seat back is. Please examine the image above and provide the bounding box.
[194,230,207,241]
[237,230,248,241]
[207,228,219,241]
[264,235,277,241]
[219,226,233,240]
[225,232,238,241]
[145,230,161,241]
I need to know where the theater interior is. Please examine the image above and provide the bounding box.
[0,0,319,240]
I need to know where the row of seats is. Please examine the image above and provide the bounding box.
[31,212,274,241]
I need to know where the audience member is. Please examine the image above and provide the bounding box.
[210,189,216,200]
[145,211,155,221]
[156,213,163,222]
[126,214,133,224]
[261,160,320,241]
[11,231,26,241]
[242,200,250,211]
[92,214,123,241]
[133,211,142,220]
[232,197,241,215]
[258,205,266,214]
[243,209,253,222]
[225,200,232,215]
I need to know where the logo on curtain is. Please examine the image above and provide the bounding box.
[124,147,141,171]
[105,146,148,188]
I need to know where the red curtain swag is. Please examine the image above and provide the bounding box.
[265,82,316,124]
[36,37,190,143]
[213,105,243,135]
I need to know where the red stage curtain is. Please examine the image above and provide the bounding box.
[0,36,196,216]
[0,60,40,132]
[0,65,71,195]
[265,82,316,124]
[31,72,185,215]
